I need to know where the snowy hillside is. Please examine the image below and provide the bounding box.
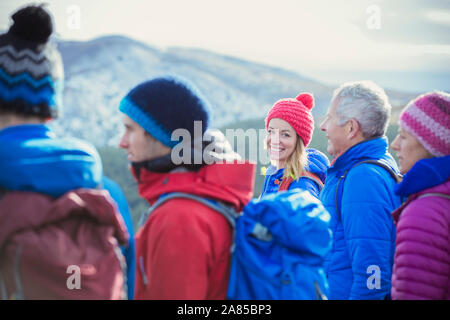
[52,35,414,146]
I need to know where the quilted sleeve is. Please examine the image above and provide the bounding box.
[341,165,397,300]
[391,197,449,300]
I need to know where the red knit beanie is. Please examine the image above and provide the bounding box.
[265,93,315,147]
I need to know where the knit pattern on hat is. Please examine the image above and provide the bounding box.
[119,76,211,148]
[399,91,450,157]
[119,96,175,148]
[0,6,64,118]
[265,93,315,147]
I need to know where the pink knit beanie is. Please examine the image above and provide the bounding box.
[399,91,450,157]
[265,93,314,147]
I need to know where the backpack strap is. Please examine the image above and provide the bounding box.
[136,192,240,288]
[334,159,402,223]
[300,171,324,191]
[362,160,403,184]
[278,172,324,192]
[138,192,239,230]
[417,193,450,200]
[277,176,293,192]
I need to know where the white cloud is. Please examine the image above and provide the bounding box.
[1,0,449,73]
[426,10,450,26]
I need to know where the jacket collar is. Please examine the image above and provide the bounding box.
[0,123,55,139]
[330,136,391,171]
[131,161,256,212]
[395,155,450,197]
[265,148,330,184]
[0,124,102,197]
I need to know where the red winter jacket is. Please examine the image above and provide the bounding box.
[133,162,255,300]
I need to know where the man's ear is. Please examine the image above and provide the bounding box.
[347,118,361,139]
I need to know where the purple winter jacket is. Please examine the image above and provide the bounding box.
[391,179,450,300]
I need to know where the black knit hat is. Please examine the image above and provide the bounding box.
[0,5,64,119]
[119,76,211,148]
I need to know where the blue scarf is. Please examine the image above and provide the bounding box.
[394,155,450,197]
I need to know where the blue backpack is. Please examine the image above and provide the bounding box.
[138,190,331,300]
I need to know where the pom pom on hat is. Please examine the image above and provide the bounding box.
[265,92,315,147]
[9,5,53,43]
[0,5,64,119]
[296,92,314,110]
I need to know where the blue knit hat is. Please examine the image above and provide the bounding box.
[0,5,64,119]
[119,76,211,148]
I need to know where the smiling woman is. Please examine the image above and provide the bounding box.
[260,92,330,199]
[266,118,299,170]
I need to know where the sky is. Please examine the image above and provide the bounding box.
[1,0,449,91]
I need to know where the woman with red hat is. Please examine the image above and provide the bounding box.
[227,93,332,300]
[261,93,330,198]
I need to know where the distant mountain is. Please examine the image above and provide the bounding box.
[52,35,416,146]
[310,69,450,96]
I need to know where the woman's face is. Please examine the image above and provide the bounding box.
[266,118,298,169]
[391,126,433,174]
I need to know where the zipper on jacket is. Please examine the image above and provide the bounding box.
[113,245,128,300]
[0,271,7,300]
[139,256,148,287]
[334,172,346,223]
[314,281,328,300]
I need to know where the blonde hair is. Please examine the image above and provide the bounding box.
[282,137,308,181]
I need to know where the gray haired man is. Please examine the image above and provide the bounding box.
[319,81,402,300]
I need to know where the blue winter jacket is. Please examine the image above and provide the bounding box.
[260,148,330,198]
[0,124,136,299]
[319,137,402,300]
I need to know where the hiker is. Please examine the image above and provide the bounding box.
[224,93,331,300]
[390,91,450,300]
[0,5,134,299]
[261,92,329,198]
[319,80,402,300]
[118,76,255,299]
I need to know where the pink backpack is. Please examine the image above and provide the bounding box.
[0,189,129,300]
